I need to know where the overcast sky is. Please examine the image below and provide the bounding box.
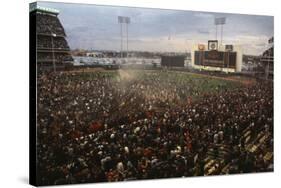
[38,1,273,55]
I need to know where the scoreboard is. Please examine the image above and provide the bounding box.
[191,41,241,72]
[161,55,185,67]
[194,50,237,68]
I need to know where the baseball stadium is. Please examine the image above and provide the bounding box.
[30,2,273,186]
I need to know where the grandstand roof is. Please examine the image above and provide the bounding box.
[29,3,59,15]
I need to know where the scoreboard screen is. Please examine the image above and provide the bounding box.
[161,56,185,67]
[195,51,236,68]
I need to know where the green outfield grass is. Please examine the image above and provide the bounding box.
[61,69,244,100]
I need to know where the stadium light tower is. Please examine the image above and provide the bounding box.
[214,17,226,46]
[118,16,130,58]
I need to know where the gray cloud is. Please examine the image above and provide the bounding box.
[38,2,273,55]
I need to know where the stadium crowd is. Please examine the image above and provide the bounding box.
[37,53,73,62]
[36,70,273,185]
[37,35,70,50]
[36,13,66,36]
[36,12,72,67]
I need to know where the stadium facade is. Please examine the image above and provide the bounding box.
[191,40,243,72]
[30,3,73,71]
[260,37,274,79]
